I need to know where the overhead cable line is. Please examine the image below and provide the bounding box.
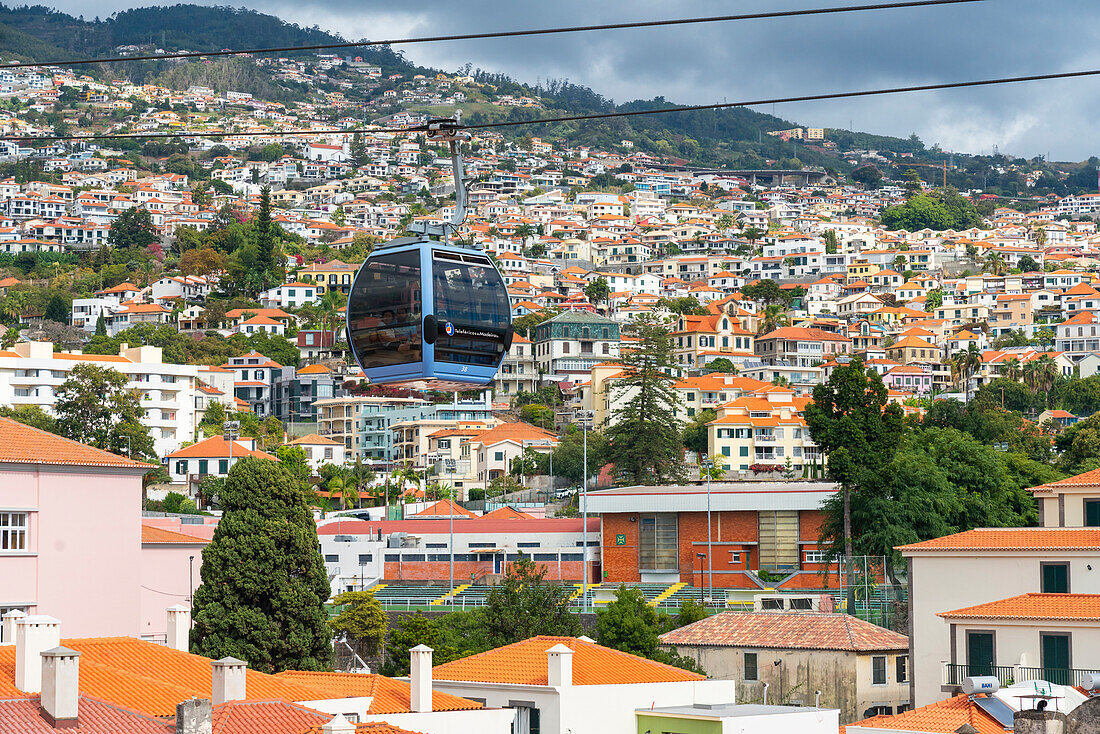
[0,0,982,71]
[2,64,1097,144]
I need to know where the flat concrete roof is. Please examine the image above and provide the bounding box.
[586,482,837,514]
[640,703,836,718]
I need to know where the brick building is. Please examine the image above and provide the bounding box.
[586,483,840,590]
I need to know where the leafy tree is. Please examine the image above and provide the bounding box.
[823,229,838,254]
[330,590,387,661]
[596,586,705,674]
[179,246,226,277]
[1018,254,1040,272]
[655,296,708,316]
[970,378,1041,415]
[739,279,788,306]
[94,313,107,336]
[607,315,684,484]
[543,425,609,483]
[879,188,982,231]
[383,612,464,677]
[190,456,332,673]
[0,404,58,433]
[923,288,943,310]
[1054,413,1100,474]
[109,207,157,249]
[682,409,716,455]
[482,556,581,646]
[804,358,905,610]
[53,363,156,460]
[1051,376,1100,417]
[850,165,883,189]
[583,276,610,305]
[43,293,67,323]
[520,404,555,429]
[706,358,737,374]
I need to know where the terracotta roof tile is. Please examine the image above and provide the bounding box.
[0,694,173,733]
[273,672,479,713]
[659,612,907,652]
[285,433,343,446]
[939,593,1100,621]
[843,693,1005,734]
[140,525,209,545]
[898,527,1100,552]
[0,417,151,470]
[432,636,703,686]
[210,699,328,734]
[1030,466,1100,493]
[164,435,277,461]
[410,499,477,519]
[481,506,535,520]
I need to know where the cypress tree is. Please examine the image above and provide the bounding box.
[190,456,332,672]
[255,185,274,270]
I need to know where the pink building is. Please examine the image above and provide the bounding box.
[0,417,150,639]
[883,364,934,395]
[139,525,209,641]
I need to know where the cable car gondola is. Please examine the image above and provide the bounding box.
[346,116,513,390]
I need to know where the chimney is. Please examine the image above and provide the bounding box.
[166,605,191,652]
[409,644,433,713]
[176,698,212,734]
[40,646,80,728]
[15,615,61,693]
[1,609,26,645]
[211,657,247,705]
[546,643,574,687]
[321,713,356,733]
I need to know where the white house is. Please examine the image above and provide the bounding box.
[285,432,347,473]
[163,434,276,487]
[260,281,321,309]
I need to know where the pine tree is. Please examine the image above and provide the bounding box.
[254,185,275,281]
[190,457,332,673]
[350,131,367,167]
[606,314,684,484]
[94,313,107,336]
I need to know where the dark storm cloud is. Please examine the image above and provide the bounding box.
[41,0,1100,159]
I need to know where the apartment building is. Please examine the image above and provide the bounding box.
[533,311,620,382]
[315,394,431,459]
[494,333,538,397]
[754,326,852,367]
[706,392,821,473]
[671,313,755,368]
[0,341,200,456]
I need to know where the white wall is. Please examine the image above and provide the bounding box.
[908,551,1100,707]
[359,707,515,734]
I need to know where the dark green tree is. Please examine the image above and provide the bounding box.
[804,358,905,611]
[94,313,107,336]
[595,586,705,674]
[482,556,581,646]
[190,457,332,673]
[850,165,883,189]
[383,612,465,677]
[739,279,788,306]
[109,207,157,249]
[607,315,684,484]
[254,185,275,283]
[0,404,58,433]
[682,409,716,455]
[706,358,737,374]
[43,293,67,323]
[1018,254,1040,273]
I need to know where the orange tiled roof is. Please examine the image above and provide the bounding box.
[1029,466,1100,493]
[939,593,1100,621]
[898,527,1100,552]
[0,694,173,733]
[466,422,556,447]
[211,699,329,734]
[273,671,480,714]
[481,505,535,520]
[140,525,209,545]
[163,435,277,461]
[659,612,907,652]
[411,499,477,519]
[0,638,330,717]
[843,693,1005,734]
[0,417,151,470]
[297,364,332,375]
[432,636,703,686]
[286,433,343,446]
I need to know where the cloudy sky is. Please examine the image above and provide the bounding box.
[39,0,1100,161]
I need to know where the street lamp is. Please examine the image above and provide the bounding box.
[223,420,240,471]
[576,409,594,613]
[701,455,714,608]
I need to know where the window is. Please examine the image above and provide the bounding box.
[324,554,339,563]
[639,513,678,571]
[218,459,228,474]
[346,249,422,368]
[729,551,741,563]
[1041,563,1070,593]
[872,655,887,685]
[805,550,827,564]
[744,652,758,681]
[758,510,799,569]
[494,451,505,461]
[324,448,333,460]
[0,512,28,551]
[198,459,209,475]
[175,460,187,474]
[896,655,909,683]
[426,543,448,549]
[1041,633,1072,684]
[357,554,373,563]
[517,542,540,548]
[1086,499,1100,527]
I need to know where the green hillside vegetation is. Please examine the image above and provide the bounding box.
[0,19,71,63]
[151,58,310,104]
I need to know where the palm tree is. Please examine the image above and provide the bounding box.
[951,343,982,401]
[514,223,536,243]
[758,304,789,335]
[390,462,422,502]
[319,287,343,339]
[983,252,1008,276]
[1033,353,1059,393]
[1002,357,1022,382]
[1022,360,1040,392]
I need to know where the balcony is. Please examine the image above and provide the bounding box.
[754,434,777,443]
[942,662,1100,688]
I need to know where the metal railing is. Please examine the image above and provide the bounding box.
[942,662,1100,688]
